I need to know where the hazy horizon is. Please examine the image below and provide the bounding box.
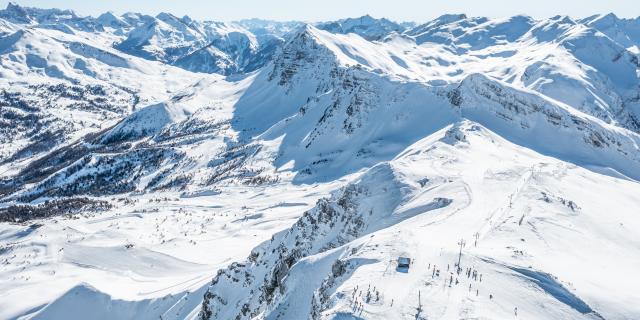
[2,0,639,23]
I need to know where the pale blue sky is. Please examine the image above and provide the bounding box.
[2,0,638,22]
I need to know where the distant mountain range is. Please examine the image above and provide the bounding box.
[0,2,639,320]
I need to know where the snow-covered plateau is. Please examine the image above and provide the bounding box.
[0,3,639,320]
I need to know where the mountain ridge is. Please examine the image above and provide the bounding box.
[0,3,639,320]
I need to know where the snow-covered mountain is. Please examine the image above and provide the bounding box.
[582,13,640,53]
[316,15,408,40]
[1,3,640,320]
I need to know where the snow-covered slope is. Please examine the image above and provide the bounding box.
[0,19,207,179]
[0,3,289,76]
[582,13,640,53]
[1,5,640,320]
[198,121,640,320]
[114,12,210,62]
[231,25,640,182]
[112,11,293,75]
[172,30,264,75]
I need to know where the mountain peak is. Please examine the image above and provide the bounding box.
[316,15,404,40]
[181,15,194,24]
[6,2,21,10]
[96,11,128,28]
[601,12,620,20]
[588,12,622,26]
[2,6,640,320]
[433,13,468,24]
[98,10,116,17]
[155,11,180,22]
[276,23,325,53]
[1,2,33,23]
[288,23,320,39]
[549,14,576,25]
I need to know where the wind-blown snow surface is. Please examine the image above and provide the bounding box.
[1,4,640,320]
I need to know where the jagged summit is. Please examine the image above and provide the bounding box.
[0,2,34,23]
[317,14,406,40]
[582,12,640,50]
[96,11,128,28]
[0,5,640,320]
[0,2,81,23]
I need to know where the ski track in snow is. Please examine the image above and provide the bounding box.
[0,4,639,320]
